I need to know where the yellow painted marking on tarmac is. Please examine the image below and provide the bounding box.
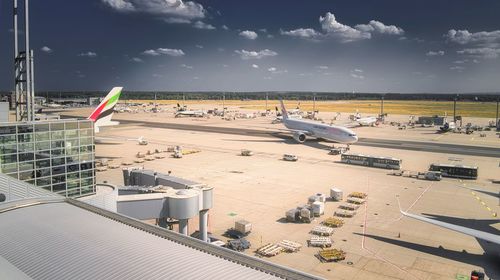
[467,187,497,217]
[433,134,444,141]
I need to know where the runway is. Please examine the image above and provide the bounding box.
[116,119,500,158]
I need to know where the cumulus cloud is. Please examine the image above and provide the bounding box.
[355,20,404,35]
[353,68,363,73]
[101,0,205,23]
[193,21,215,30]
[142,48,185,56]
[281,28,320,39]
[180,63,193,69]
[130,57,143,62]
[317,65,329,70]
[78,51,97,57]
[426,50,445,56]
[457,47,500,59]
[41,46,53,53]
[446,29,500,45]
[251,64,259,69]
[234,49,278,59]
[239,30,258,40]
[195,45,203,49]
[268,67,277,72]
[281,12,403,43]
[221,25,229,30]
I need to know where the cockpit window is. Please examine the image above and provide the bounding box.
[348,133,357,137]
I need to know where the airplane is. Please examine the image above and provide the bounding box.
[174,103,206,118]
[354,111,379,126]
[398,197,500,245]
[88,87,122,133]
[439,121,456,132]
[279,99,358,144]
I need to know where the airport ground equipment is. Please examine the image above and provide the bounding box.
[241,149,254,156]
[300,207,314,223]
[283,154,298,161]
[154,154,165,159]
[257,243,283,257]
[136,152,145,158]
[134,158,144,163]
[346,197,366,205]
[96,166,108,172]
[308,236,332,248]
[335,209,356,218]
[341,153,402,170]
[310,226,334,236]
[286,208,300,222]
[108,163,120,169]
[173,146,183,158]
[339,203,360,210]
[471,270,485,280]
[312,201,325,217]
[277,240,302,252]
[322,217,344,228]
[348,192,368,199]
[429,163,478,179]
[121,161,133,166]
[235,220,252,235]
[391,170,442,181]
[144,156,155,161]
[329,146,349,155]
[330,188,343,201]
[226,238,251,252]
[318,249,346,262]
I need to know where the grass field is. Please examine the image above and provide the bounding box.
[123,99,499,118]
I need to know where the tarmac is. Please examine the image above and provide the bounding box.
[65,105,500,280]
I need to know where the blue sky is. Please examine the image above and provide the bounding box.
[1,0,500,93]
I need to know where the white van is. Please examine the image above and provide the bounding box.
[283,154,298,161]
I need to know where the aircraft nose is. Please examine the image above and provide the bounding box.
[351,136,358,143]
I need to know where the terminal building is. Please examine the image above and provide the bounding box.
[0,119,95,197]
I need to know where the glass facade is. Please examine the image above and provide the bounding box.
[0,119,95,197]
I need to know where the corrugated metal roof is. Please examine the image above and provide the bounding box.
[0,199,321,280]
[0,173,60,202]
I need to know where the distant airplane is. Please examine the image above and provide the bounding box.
[87,87,122,133]
[439,121,456,132]
[279,99,358,144]
[174,103,206,118]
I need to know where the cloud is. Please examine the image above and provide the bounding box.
[453,60,467,64]
[355,20,404,35]
[457,47,500,59]
[446,29,500,45]
[221,25,229,30]
[142,48,185,56]
[78,51,97,57]
[152,73,163,78]
[180,63,193,69]
[259,28,267,33]
[130,57,143,62]
[195,45,203,49]
[449,66,465,72]
[101,0,205,22]
[317,65,328,70]
[251,64,259,69]
[350,69,364,79]
[426,50,445,56]
[319,12,371,42]
[268,67,287,74]
[41,46,53,53]
[239,30,258,40]
[281,12,403,43]
[235,49,278,59]
[193,21,215,30]
[281,28,320,39]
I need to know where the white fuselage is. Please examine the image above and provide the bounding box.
[356,116,378,126]
[283,118,358,144]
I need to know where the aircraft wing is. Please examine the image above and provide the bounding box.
[400,210,500,245]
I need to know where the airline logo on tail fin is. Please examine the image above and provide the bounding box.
[88,87,122,132]
[279,99,289,120]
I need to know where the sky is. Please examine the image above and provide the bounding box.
[1,0,500,93]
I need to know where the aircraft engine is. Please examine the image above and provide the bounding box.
[292,132,307,143]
